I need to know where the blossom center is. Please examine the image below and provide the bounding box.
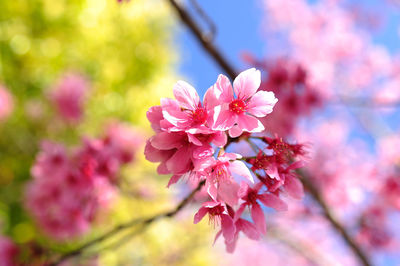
[229,99,247,114]
[191,107,207,124]
[247,191,258,204]
[208,205,224,216]
[212,163,230,182]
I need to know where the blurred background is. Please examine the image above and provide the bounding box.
[1,0,400,265]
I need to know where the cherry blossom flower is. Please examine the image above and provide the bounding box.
[193,153,254,206]
[194,201,236,243]
[161,81,214,133]
[210,68,277,137]
[237,182,288,235]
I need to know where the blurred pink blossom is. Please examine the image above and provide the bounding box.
[0,236,18,266]
[0,85,14,122]
[26,123,141,240]
[50,73,89,122]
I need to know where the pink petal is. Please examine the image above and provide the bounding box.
[206,179,218,201]
[225,236,238,253]
[150,132,184,150]
[202,201,221,208]
[233,68,261,100]
[211,131,227,147]
[247,91,278,117]
[221,214,236,243]
[266,164,281,180]
[193,206,208,224]
[187,133,203,146]
[236,114,264,133]
[213,74,233,103]
[146,106,164,132]
[229,160,254,183]
[161,98,191,128]
[167,174,181,188]
[287,160,306,171]
[234,203,246,221]
[204,85,219,110]
[173,81,199,110]
[219,153,241,162]
[212,106,236,130]
[144,140,174,162]
[251,203,266,235]
[166,147,192,174]
[193,156,215,171]
[157,162,170,175]
[218,181,239,206]
[237,219,260,240]
[228,125,243,138]
[192,145,214,160]
[284,175,304,199]
[258,193,288,211]
[238,181,250,199]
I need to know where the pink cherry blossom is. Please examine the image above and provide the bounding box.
[26,122,141,240]
[0,85,14,122]
[161,81,215,133]
[50,73,89,122]
[223,217,261,253]
[237,182,288,235]
[210,68,277,137]
[194,201,236,243]
[0,236,18,266]
[193,153,254,206]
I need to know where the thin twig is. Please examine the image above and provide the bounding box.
[189,0,216,41]
[167,0,237,80]
[268,226,337,266]
[299,171,372,266]
[49,180,205,266]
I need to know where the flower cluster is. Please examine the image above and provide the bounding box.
[243,56,322,136]
[26,123,141,240]
[145,69,306,252]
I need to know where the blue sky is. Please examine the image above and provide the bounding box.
[176,0,264,97]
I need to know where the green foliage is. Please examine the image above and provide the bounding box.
[0,0,176,245]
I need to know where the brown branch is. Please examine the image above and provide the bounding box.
[189,0,216,40]
[299,172,372,266]
[167,0,237,80]
[268,226,337,266]
[49,180,205,266]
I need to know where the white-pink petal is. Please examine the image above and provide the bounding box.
[247,90,278,117]
[258,193,288,211]
[213,74,233,103]
[229,160,254,183]
[236,114,264,133]
[233,68,261,100]
[173,81,200,110]
[228,125,243,138]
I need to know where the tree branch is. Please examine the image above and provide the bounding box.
[299,172,372,266]
[49,180,205,266]
[268,226,337,266]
